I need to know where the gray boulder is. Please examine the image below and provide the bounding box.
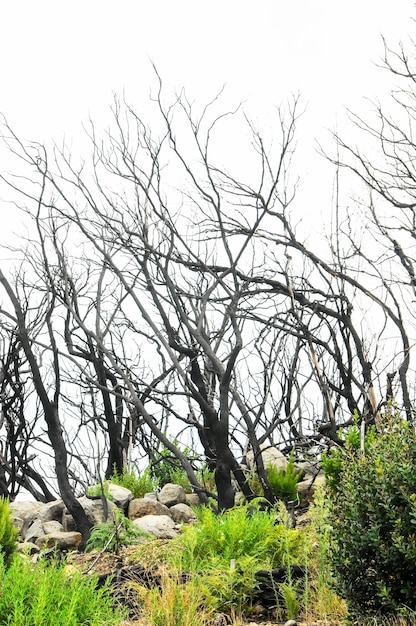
[246,444,287,471]
[297,472,325,503]
[132,514,179,539]
[17,541,40,555]
[143,492,158,501]
[128,498,170,520]
[24,519,45,544]
[185,493,202,507]
[88,483,133,511]
[10,501,43,534]
[62,496,117,531]
[37,531,82,550]
[38,500,65,523]
[169,503,198,523]
[158,483,186,507]
[43,520,64,535]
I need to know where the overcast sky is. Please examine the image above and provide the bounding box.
[0,1,415,237]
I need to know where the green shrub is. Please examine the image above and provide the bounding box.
[110,465,159,498]
[87,479,113,500]
[133,568,215,626]
[86,508,149,554]
[167,502,308,617]
[321,412,377,492]
[0,497,18,566]
[151,442,194,490]
[174,501,306,571]
[323,417,416,618]
[0,553,127,625]
[267,450,303,503]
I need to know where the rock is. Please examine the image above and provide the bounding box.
[185,493,202,507]
[24,519,45,544]
[143,492,158,501]
[284,620,298,626]
[295,459,320,476]
[297,472,325,503]
[62,496,117,531]
[234,491,246,505]
[107,483,133,510]
[128,498,170,520]
[246,444,287,472]
[132,514,180,539]
[17,541,40,555]
[158,483,186,507]
[43,520,64,534]
[37,500,65,523]
[169,503,198,523]
[37,531,82,550]
[9,501,43,534]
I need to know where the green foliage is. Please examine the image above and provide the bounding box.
[132,569,215,626]
[0,497,18,567]
[266,450,303,503]
[86,508,148,553]
[195,466,216,492]
[87,480,113,500]
[175,501,305,572]
[163,501,308,616]
[325,417,416,618]
[110,464,159,498]
[0,553,127,625]
[306,485,347,621]
[321,412,377,492]
[151,442,194,490]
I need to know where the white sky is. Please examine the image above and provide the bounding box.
[0,0,415,236]
[1,1,415,496]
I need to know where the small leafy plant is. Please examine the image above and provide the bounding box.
[128,568,215,626]
[110,464,159,498]
[267,450,303,503]
[86,508,148,554]
[87,479,113,500]
[0,553,127,625]
[151,441,196,490]
[0,497,18,566]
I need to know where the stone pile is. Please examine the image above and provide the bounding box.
[10,482,200,554]
[9,446,324,555]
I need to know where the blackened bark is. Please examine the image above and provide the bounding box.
[0,271,92,548]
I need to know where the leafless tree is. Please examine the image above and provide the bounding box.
[2,65,414,520]
[324,35,416,424]
[0,262,93,545]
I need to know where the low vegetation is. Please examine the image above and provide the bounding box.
[4,417,416,624]
[323,415,416,622]
[86,508,149,554]
[0,552,127,626]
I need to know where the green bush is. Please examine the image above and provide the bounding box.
[87,479,113,500]
[175,501,306,571]
[267,450,303,503]
[151,442,194,490]
[86,508,149,554]
[321,412,377,492]
[0,497,18,566]
[0,553,127,625]
[323,417,416,618]
[167,502,308,617]
[110,465,159,498]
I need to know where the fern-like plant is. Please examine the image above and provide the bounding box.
[0,497,18,566]
[86,508,148,554]
[110,465,159,498]
[267,450,303,503]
